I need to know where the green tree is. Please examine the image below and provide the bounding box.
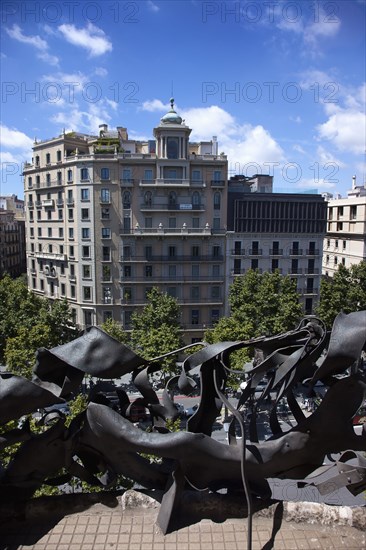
[205,270,303,371]
[130,287,184,375]
[100,317,130,345]
[316,262,366,328]
[0,274,77,376]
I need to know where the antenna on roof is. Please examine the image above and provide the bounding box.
[171,80,174,98]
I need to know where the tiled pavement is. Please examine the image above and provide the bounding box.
[0,503,365,550]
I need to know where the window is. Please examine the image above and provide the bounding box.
[102,265,111,281]
[169,217,176,228]
[69,227,74,240]
[46,153,51,164]
[251,259,259,270]
[83,265,91,279]
[122,169,131,182]
[58,209,63,220]
[192,245,200,257]
[272,241,279,254]
[38,227,42,237]
[144,169,153,181]
[35,155,40,167]
[145,265,153,277]
[213,170,221,181]
[57,171,62,184]
[69,245,75,257]
[82,228,90,239]
[81,208,89,220]
[47,210,52,220]
[145,246,152,259]
[29,210,34,222]
[271,259,279,272]
[36,175,40,186]
[337,222,343,231]
[168,265,176,278]
[213,245,221,258]
[46,173,51,185]
[144,191,152,206]
[167,287,177,298]
[123,217,131,231]
[103,311,112,322]
[101,207,110,219]
[40,280,44,291]
[213,217,220,229]
[123,245,131,259]
[305,298,312,315]
[81,188,89,201]
[30,227,34,237]
[192,170,201,181]
[101,167,110,180]
[83,287,92,301]
[145,217,152,228]
[102,246,111,261]
[61,283,66,296]
[167,137,179,159]
[192,191,200,207]
[212,265,220,277]
[82,246,90,258]
[48,227,52,238]
[28,176,32,188]
[191,286,200,299]
[337,206,344,218]
[122,191,131,208]
[57,150,62,162]
[211,309,220,324]
[343,240,347,250]
[168,246,176,258]
[48,244,53,253]
[192,264,199,277]
[68,209,74,220]
[101,188,110,203]
[214,192,221,210]
[81,168,89,181]
[102,227,111,239]
[335,239,339,248]
[211,286,220,299]
[104,287,113,304]
[350,205,357,220]
[67,169,73,182]
[233,259,241,274]
[334,256,338,265]
[124,265,131,277]
[37,210,41,220]
[84,310,93,326]
[291,259,298,273]
[191,310,199,325]
[192,217,200,228]
[306,278,314,293]
[168,191,177,206]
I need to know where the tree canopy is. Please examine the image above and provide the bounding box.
[130,287,184,374]
[316,262,366,328]
[0,274,77,377]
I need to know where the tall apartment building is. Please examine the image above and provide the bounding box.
[23,100,228,343]
[226,177,327,314]
[0,210,26,278]
[322,177,366,276]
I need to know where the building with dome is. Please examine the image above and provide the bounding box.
[22,101,228,343]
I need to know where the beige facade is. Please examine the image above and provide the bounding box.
[322,180,366,276]
[23,102,228,343]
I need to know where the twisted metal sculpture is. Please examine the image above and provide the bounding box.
[1,311,365,547]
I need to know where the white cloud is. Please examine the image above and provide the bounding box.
[94,67,108,77]
[316,145,345,168]
[293,144,306,154]
[5,24,59,66]
[58,23,112,57]
[147,1,160,12]
[141,99,170,112]
[316,107,366,154]
[290,115,302,124]
[0,125,34,150]
[50,99,115,134]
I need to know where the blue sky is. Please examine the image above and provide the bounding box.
[1,0,365,199]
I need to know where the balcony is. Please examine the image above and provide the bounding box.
[119,275,224,283]
[305,268,320,274]
[56,199,64,207]
[68,274,77,282]
[42,199,55,208]
[120,178,134,186]
[119,225,215,236]
[289,249,303,255]
[28,201,34,209]
[232,249,245,256]
[35,252,66,261]
[306,249,319,255]
[35,201,42,208]
[210,180,225,187]
[231,269,246,275]
[270,248,283,255]
[140,202,205,211]
[248,249,263,255]
[139,178,190,187]
[123,254,224,262]
[66,198,74,206]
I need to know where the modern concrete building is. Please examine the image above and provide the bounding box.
[226,177,327,314]
[322,177,366,276]
[23,100,228,342]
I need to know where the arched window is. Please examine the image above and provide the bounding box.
[214,192,221,210]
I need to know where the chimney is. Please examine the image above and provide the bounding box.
[212,136,218,155]
[99,124,108,136]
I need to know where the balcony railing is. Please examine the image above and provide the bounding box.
[269,248,283,255]
[119,275,224,283]
[232,249,245,255]
[140,203,205,211]
[42,199,55,208]
[248,249,263,255]
[121,254,224,262]
[119,226,218,236]
[306,249,319,255]
[289,249,303,255]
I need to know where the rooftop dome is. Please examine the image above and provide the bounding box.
[160,98,182,125]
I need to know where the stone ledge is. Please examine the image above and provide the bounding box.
[0,489,365,532]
